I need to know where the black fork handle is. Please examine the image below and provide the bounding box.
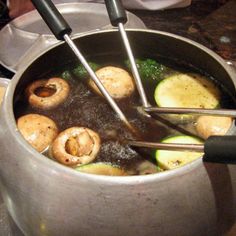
[104,0,127,26]
[204,135,236,164]
[31,0,72,40]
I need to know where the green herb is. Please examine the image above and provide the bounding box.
[125,58,166,83]
[61,70,73,81]
[72,62,100,79]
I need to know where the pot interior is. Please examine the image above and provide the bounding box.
[12,30,236,175]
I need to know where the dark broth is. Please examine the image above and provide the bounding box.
[14,54,235,174]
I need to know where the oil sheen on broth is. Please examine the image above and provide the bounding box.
[14,55,235,175]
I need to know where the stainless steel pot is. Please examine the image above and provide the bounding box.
[0,29,236,236]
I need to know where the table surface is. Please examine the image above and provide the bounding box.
[131,0,236,62]
[0,0,236,235]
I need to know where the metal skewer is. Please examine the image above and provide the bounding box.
[142,106,236,117]
[104,0,149,108]
[127,136,236,164]
[118,23,149,107]
[126,140,204,152]
[31,0,135,132]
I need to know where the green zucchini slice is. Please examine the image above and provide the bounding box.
[154,73,220,109]
[75,162,126,176]
[155,135,203,170]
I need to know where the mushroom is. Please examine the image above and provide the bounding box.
[26,77,70,109]
[17,114,58,152]
[196,115,232,139]
[88,66,135,99]
[127,160,158,175]
[51,127,101,166]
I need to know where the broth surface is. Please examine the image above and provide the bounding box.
[14,55,235,174]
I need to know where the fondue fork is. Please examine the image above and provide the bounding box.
[127,135,236,164]
[31,0,136,133]
[104,0,149,108]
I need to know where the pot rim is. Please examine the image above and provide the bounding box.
[2,29,235,184]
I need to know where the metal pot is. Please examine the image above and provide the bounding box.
[0,29,236,236]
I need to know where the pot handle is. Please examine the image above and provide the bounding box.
[31,0,72,40]
[204,135,236,164]
[0,77,10,88]
[0,78,10,128]
[104,0,127,26]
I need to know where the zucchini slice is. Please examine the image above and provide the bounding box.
[75,162,126,176]
[155,135,203,170]
[154,73,220,109]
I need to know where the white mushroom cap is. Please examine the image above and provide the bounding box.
[26,77,70,109]
[196,115,232,139]
[88,66,135,99]
[17,114,58,152]
[51,127,101,166]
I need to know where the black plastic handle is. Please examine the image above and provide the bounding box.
[31,0,72,40]
[204,136,236,164]
[104,0,127,26]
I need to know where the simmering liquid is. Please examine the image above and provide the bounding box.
[14,55,235,174]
